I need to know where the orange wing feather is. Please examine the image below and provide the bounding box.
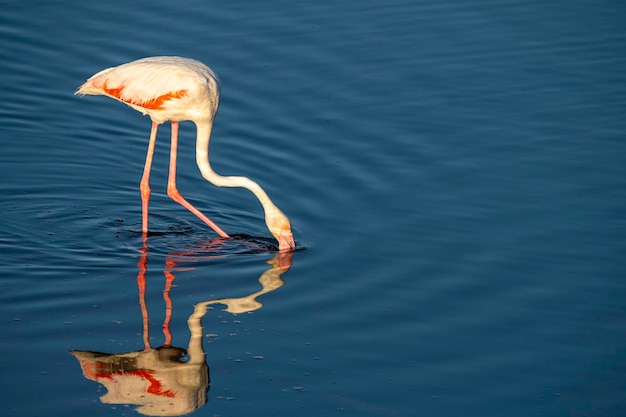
[97,81,187,110]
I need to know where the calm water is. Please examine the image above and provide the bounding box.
[1,1,625,416]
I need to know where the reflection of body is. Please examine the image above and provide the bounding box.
[70,247,291,416]
[70,346,208,416]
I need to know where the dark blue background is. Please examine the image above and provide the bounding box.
[1,1,625,415]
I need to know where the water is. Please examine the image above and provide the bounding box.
[2,1,626,416]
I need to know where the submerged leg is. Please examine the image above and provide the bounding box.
[167,121,230,238]
[140,122,159,236]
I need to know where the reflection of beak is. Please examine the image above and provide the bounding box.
[278,229,295,252]
[277,251,293,269]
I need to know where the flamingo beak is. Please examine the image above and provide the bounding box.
[277,229,295,252]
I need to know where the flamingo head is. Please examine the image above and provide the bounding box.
[266,211,295,252]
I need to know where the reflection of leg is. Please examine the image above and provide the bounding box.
[162,260,176,346]
[137,245,151,350]
[140,122,158,236]
[166,121,230,238]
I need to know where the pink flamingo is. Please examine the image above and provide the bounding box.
[76,56,295,251]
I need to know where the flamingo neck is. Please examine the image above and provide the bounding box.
[194,120,284,221]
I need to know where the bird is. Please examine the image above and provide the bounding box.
[76,56,295,252]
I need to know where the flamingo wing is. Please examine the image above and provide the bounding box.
[76,57,220,123]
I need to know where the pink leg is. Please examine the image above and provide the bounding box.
[140,122,159,236]
[167,121,230,238]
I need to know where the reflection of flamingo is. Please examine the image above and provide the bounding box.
[70,242,292,416]
[70,345,207,416]
[76,56,295,252]
[195,254,289,315]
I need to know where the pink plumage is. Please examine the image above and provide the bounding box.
[77,56,220,123]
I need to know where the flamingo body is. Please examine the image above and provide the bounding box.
[76,56,295,252]
[77,57,219,124]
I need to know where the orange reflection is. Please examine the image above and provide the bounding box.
[70,240,293,416]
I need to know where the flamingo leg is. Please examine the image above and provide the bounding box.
[167,121,230,238]
[140,122,159,235]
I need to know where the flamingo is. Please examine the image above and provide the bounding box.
[76,56,295,252]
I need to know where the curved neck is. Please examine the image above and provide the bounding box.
[194,120,284,220]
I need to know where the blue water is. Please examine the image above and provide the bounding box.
[2,1,626,416]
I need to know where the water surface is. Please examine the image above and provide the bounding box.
[1,1,625,416]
